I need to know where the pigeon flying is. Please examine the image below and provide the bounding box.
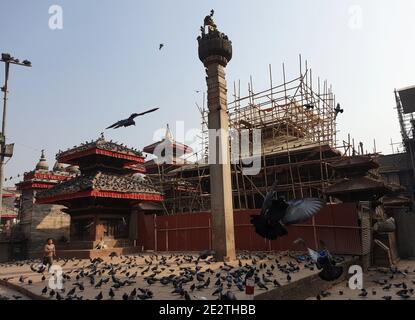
[250,181,325,240]
[106,108,159,129]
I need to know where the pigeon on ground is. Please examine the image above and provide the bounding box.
[199,250,215,260]
[294,238,343,282]
[219,291,236,300]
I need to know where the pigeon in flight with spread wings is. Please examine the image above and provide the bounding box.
[106,108,159,129]
[250,181,325,240]
[294,238,344,282]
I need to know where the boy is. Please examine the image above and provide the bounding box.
[43,238,56,271]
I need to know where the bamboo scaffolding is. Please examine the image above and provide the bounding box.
[152,58,341,214]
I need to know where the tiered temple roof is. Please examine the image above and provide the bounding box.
[36,136,163,204]
[57,135,144,165]
[37,172,163,203]
[326,155,392,201]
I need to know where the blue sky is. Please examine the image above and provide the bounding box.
[1,0,415,185]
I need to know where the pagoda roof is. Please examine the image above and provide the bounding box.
[143,124,193,155]
[143,139,193,155]
[57,137,144,165]
[329,155,379,171]
[36,171,163,204]
[377,153,411,173]
[16,169,72,191]
[382,195,411,207]
[325,176,391,196]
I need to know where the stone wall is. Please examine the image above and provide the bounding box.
[0,241,8,262]
[18,189,70,256]
[28,203,70,253]
[391,209,415,258]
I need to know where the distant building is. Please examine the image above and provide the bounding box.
[373,86,415,259]
[0,187,19,236]
[15,150,73,255]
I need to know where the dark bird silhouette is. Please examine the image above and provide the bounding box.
[30,264,46,274]
[212,286,223,296]
[109,288,115,299]
[159,44,164,50]
[199,250,215,260]
[41,286,48,295]
[219,291,236,301]
[304,103,314,110]
[273,279,281,287]
[137,293,152,300]
[383,284,392,290]
[184,291,191,300]
[95,292,103,300]
[250,181,325,240]
[106,108,159,129]
[257,281,268,290]
[67,287,76,296]
[210,9,214,17]
[334,103,344,117]
[109,252,118,259]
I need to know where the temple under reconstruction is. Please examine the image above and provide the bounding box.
[145,59,388,214]
[1,13,408,266]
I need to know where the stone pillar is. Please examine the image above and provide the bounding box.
[129,210,138,244]
[198,14,236,261]
[206,62,236,261]
[94,216,104,241]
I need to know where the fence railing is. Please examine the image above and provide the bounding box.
[137,203,367,255]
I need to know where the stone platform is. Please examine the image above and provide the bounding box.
[29,239,140,259]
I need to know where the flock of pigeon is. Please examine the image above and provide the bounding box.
[0,179,348,300]
[0,250,343,301]
[3,254,415,300]
[310,264,415,300]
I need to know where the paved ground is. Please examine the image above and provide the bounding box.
[0,284,30,300]
[0,251,333,300]
[307,260,415,300]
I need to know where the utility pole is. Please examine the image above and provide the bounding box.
[0,53,31,228]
